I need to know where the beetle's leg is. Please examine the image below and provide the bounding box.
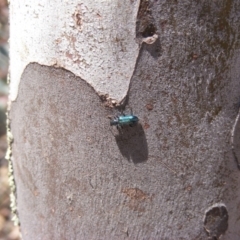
[130,107,133,115]
[129,124,133,127]
[117,125,123,134]
[117,124,124,132]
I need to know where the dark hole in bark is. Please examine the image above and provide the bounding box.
[204,204,228,240]
[141,23,156,37]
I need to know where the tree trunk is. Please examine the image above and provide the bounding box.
[9,1,240,239]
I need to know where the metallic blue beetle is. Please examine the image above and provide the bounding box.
[110,112,139,128]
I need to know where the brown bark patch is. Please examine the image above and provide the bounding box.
[122,187,149,201]
[122,187,152,212]
[73,4,83,31]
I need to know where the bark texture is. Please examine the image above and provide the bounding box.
[10,0,240,239]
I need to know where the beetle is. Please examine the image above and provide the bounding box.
[110,110,139,128]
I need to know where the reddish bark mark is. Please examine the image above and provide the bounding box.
[143,122,150,129]
[73,4,83,31]
[122,187,149,201]
[146,103,153,111]
[122,188,152,212]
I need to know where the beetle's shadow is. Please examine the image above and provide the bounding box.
[144,36,162,59]
[114,124,148,163]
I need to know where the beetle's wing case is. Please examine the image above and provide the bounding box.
[118,115,139,125]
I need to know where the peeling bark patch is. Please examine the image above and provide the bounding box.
[203,203,228,239]
[10,1,140,102]
[6,115,19,225]
[98,92,118,108]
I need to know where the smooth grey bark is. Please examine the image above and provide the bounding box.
[10,1,240,239]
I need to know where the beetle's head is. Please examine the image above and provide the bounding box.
[110,119,118,126]
[131,115,139,123]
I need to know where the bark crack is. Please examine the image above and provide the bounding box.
[231,107,240,170]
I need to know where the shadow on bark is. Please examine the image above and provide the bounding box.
[143,37,162,59]
[114,124,148,163]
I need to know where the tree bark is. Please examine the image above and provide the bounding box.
[10,0,240,239]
